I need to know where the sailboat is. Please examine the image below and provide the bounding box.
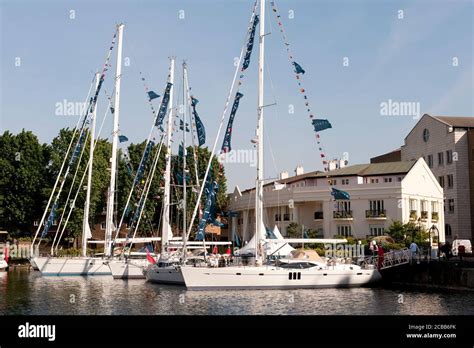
[108,58,178,279]
[32,24,125,276]
[176,0,381,290]
[144,61,233,284]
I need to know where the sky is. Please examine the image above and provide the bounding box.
[1,0,473,192]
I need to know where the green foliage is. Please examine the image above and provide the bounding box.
[385,220,430,248]
[0,130,51,233]
[286,222,300,238]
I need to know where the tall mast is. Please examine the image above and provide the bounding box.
[162,58,175,250]
[105,23,124,257]
[82,72,100,257]
[255,0,265,261]
[182,62,188,253]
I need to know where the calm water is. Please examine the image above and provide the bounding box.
[1,269,473,315]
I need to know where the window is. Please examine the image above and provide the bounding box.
[447,174,454,188]
[445,224,452,236]
[384,177,392,183]
[438,176,445,188]
[438,152,444,166]
[336,201,351,212]
[446,150,453,164]
[370,178,379,184]
[370,226,385,236]
[369,200,384,212]
[337,225,352,237]
[314,211,324,220]
[409,199,417,211]
[341,179,349,185]
[101,222,106,230]
[427,154,433,168]
[431,201,438,213]
[448,199,454,213]
[397,176,403,182]
[333,179,337,185]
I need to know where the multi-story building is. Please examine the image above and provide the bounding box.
[228,158,445,245]
[398,114,474,242]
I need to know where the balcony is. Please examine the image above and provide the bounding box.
[432,212,439,222]
[333,210,353,219]
[314,212,324,220]
[365,210,386,219]
[421,211,428,220]
[409,210,418,221]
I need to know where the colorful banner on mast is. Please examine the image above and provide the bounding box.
[221,92,244,154]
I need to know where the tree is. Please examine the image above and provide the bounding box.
[0,130,51,234]
[385,220,430,248]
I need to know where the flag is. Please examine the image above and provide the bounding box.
[119,135,128,143]
[273,182,286,191]
[155,82,173,127]
[312,119,332,132]
[293,61,305,74]
[147,91,160,101]
[191,97,206,146]
[242,15,260,71]
[331,187,350,200]
[221,92,244,153]
[146,249,156,264]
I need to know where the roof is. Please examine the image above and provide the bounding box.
[312,161,416,178]
[239,160,416,193]
[404,114,474,140]
[432,116,474,128]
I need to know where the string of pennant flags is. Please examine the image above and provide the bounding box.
[269,1,332,172]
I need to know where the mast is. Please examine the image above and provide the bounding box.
[255,0,265,261]
[105,23,124,257]
[162,57,175,251]
[82,72,100,257]
[182,62,188,254]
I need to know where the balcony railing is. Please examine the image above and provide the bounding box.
[314,212,324,220]
[409,210,418,220]
[333,210,353,219]
[365,210,386,218]
[421,211,428,220]
[432,212,439,221]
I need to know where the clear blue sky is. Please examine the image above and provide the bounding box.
[1,0,473,192]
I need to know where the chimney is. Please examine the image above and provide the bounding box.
[295,165,304,176]
[280,171,289,180]
[328,160,337,171]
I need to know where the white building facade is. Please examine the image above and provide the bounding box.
[229,159,445,244]
[400,114,474,241]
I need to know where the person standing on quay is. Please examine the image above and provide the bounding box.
[410,241,419,264]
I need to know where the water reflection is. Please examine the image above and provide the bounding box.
[0,269,472,315]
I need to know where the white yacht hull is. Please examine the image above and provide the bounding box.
[145,265,184,285]
[29,258,39,270]
[33,257,111,276]
[108,259,148,279]
[0,260,8,270]
[180,265,382,290]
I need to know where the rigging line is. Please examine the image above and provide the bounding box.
[50,129,91,254]
[184,0,259,247]
[127,135,166,256]
[31,74,96,251]
[52,89,115,253]
[35,28,120,248]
